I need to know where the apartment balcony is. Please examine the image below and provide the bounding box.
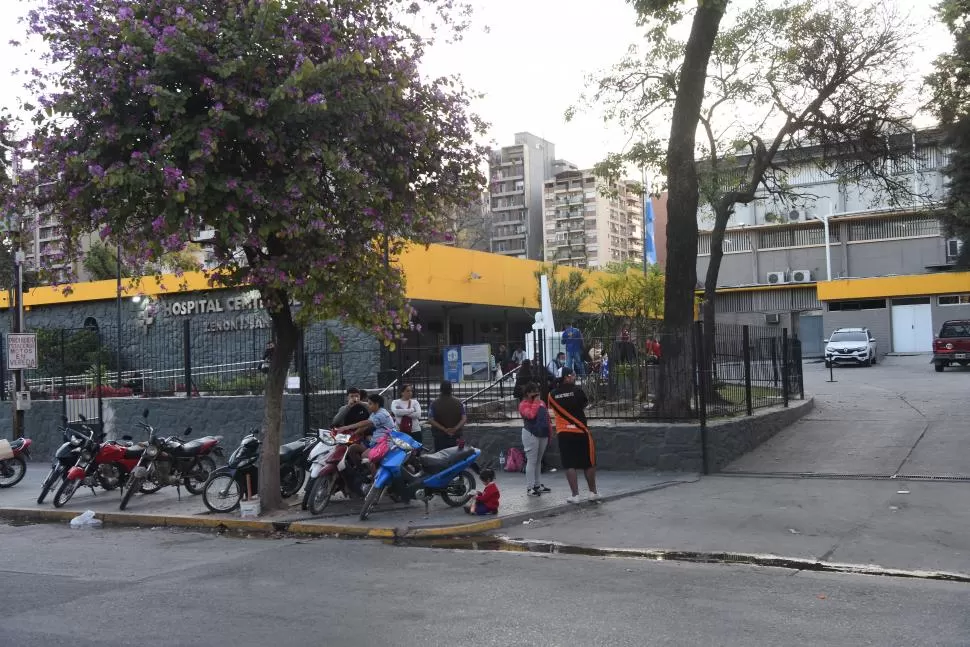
[491,202,526,212]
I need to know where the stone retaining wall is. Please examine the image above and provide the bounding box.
[462,397,814,472]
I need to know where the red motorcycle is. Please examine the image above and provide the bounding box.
[0,437,32,488]
[304,431,371,515]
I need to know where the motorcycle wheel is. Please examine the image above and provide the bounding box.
[440,470,476,507]
[52,477,82,508]
[0,456,27,488]
[202,474,242,513]
[184,456,216,495]
[308,474,336,515]
[359,485,384,521]
[37,466,63,504]
[120,476,140,511]
[281,466,305,499]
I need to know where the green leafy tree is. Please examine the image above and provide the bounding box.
[533,263,593,330]
[588,262,664,340]
[82,241,130,281]
[929,0,970,266]
[20,0,484,512]
[578,0,919,416]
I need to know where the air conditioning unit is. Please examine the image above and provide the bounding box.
[766,271,788,285]
[788,209,802,221]
[947,238,963,259]
[765,313,781,325]
[790,269,813,283]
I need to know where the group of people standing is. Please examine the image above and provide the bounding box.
[331,382,468,454]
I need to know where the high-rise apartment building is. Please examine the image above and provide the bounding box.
[487,132,558,260]
[542,169,645,269]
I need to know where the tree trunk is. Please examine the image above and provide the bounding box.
[701,210,728,402]
[657,3,726,419]
[257,299,299,513]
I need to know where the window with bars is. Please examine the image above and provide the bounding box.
[757,227,836,249]
[847,216,939,242]
[938,294,970,306]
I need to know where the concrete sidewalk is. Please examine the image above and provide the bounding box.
[503,474,970,576]
[0,464,694,538]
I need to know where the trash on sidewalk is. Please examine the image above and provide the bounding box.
[897,490,910,494]
[522,518,536,525]
[70,510,103,529]
[788,528,800,534]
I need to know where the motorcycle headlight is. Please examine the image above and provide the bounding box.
[145,445,159,458]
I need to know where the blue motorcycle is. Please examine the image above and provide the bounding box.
[359,431,480,521]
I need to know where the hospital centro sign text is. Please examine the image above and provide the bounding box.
[160,293,270,333]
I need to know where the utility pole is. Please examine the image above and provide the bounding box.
[1,142,25,438]
[116,241,122,387]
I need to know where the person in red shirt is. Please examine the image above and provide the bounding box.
[465,468,499,515]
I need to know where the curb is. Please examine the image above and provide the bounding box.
[0,478,695,540]
[487,538,970,584]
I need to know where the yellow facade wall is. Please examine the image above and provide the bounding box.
[816,272,970,301]
[6,243,615,313]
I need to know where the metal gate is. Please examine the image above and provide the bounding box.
[24,327,105,431]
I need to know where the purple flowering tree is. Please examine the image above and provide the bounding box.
[20,0,485,512]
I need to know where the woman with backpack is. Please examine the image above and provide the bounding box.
[391,384,422,444]
[518,382,552,497]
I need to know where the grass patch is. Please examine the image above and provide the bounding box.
[715,384,782,406]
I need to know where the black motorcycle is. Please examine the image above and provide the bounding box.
[37,420,96,505]
[201,431,317,513]
[119,410,224,511]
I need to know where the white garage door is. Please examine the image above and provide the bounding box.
[891,301,933,353]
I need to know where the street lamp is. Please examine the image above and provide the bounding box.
[811,200,835,282]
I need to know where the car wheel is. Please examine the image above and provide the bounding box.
[864,357,872,367]
[935,362,945,373]
[871,353,876,365]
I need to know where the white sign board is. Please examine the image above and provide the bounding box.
[7,333,38,370]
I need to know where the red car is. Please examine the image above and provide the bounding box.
[932,319,970,372]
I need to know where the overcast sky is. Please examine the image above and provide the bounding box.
[0,0,953,170]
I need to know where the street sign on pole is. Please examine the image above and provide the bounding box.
[6,333,37,370]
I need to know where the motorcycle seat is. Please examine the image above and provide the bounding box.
[279,440,306,462]
[419,447,476,472]
[8,438,25,451]
[170,437,217,456]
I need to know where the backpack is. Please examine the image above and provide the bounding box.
[504,447,526,473]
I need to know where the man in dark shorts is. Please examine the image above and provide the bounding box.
[548,367,599,503]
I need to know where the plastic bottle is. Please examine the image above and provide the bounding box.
[498,450,506,470]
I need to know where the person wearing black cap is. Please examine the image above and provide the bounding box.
[547,366,598,503]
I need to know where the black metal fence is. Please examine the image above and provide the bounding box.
[4,319,803,428]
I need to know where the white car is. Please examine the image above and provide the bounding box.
[824,328,877,368]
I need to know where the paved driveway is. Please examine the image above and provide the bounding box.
[724,355,970,477]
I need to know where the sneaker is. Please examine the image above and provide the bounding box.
[588,492,601,502]
[565,495,581,504]
[527,487,541,497]
[539,484,551,493]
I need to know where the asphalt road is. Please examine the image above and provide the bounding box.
[2,522,969,646]
[726,355,970,476]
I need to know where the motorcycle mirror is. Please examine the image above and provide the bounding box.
[61,416,68,424]
[121,435,133,441]
[78,414,86,421]
[142,409,149,418]
[184,427,193,436]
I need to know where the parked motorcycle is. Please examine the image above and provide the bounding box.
[202,431,321,513]
[119,411,224,511]
[0,436,32,488]
[305,431,370,515]
[358,431,480,521]
[52,424,104,508]
[37,422,89,504]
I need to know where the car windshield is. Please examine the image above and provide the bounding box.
[939,323,970,338]
[829,332,868,342]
